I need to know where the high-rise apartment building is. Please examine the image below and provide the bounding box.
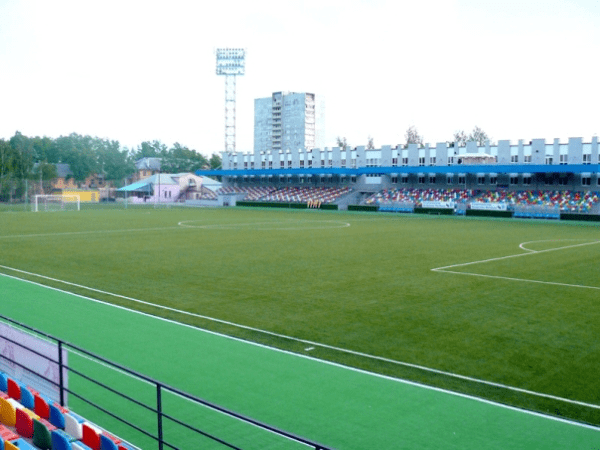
[254,92,325,152]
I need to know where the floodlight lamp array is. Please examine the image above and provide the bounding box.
[216,48,246,75]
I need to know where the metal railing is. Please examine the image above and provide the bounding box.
[0,314,333,450]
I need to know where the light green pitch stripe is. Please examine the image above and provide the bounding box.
[1,274,598,449]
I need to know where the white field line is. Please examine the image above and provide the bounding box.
[1,265,599,413]
[0,226,182,240]
[432,240,600,290]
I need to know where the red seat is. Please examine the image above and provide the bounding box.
[34,394,50,419]
[16,407,34,438]
[82,422,101,450]
[7,378,20,401]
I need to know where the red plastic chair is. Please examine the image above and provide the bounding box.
[7,378,20,401]
[16,407,34,438]
[34,394,50,420]
[82,423,101,450]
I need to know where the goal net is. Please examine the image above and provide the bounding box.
[34,195,80,212]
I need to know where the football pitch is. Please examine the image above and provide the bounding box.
[1,206,599,447]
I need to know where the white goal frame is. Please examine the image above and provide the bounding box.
[34,194,81,212]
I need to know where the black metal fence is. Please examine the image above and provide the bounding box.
[0,314,333,450]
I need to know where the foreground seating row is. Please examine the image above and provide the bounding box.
[0,371,135,450]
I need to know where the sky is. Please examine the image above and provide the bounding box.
[0,0,598,157]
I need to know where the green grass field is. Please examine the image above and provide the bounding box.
[1,205,599,432]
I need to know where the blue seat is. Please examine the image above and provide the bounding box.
[20,387,34,410]
[100,434,119,450]
[0,372,7,392]
[51,430,73,450]
[49,404,65,429]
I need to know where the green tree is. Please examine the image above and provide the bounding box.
[209,153,221,169]
[367,136,375,149]
[336,136,349,150]
[404,126,423,147]
[453,127,491,147]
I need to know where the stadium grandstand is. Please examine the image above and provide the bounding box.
[195,137,600,218]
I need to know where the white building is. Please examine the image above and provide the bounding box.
[254,91,325,153]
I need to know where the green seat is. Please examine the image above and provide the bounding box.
[33,418,53,450]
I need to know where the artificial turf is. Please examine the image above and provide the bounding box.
[0,206,599,431]
[1,274,599,449]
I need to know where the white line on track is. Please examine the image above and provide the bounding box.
[1,264,599,415]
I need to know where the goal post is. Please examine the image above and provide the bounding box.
[34,194,80,212]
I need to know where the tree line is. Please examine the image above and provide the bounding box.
[0,131,221,202]
[337,126,492,150]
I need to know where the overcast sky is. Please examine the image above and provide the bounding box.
[1,0,598,156]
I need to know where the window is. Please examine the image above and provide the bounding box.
[288,160,292,168]
[458,176,466,185]
[391,176,398,183]
[523,177,532,185]
[544,177,554,185]
[402,157,409,166]
[490,177,497,185]
[429,157,436,166]
[511,155,519,163]
[582,177,591,186]
[418,157,425,166]
[523,155,531,163]
[558,177,568,186]
[583,154,592,165]
[560,154,568,165]
[341,159,346,166]
[300,160,304,168]
[510,177,519,185]
[392,157,398,166]
[401,176,408,184]
[477,176,485,185]
[447,157,454,166]
[418,176,426,184]
[429,176,436,184]
[545,156,553,165]
[447,176,453,185]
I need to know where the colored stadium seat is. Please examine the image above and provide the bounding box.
[52,429,73,450]
[64,413,83,440]
[6,379,20,401]
[72,441,94,450]
[50,403,65,429]
[8,438,38,449]
[0,373,7,392]
[100,434,119,450]
[3,440,19,450]
[0,397,16,427]
[19,387,34,410]
[33,418,53,450]
[34,394,50,419]
[82,423,101,450]
[15,407,34,438]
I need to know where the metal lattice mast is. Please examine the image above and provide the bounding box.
[216,48,246,153]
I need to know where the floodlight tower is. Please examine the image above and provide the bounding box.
[215,48,246,153]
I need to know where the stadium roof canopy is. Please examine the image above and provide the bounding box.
[196,164,600,178]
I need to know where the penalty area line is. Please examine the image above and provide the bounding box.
[1,264,599,412]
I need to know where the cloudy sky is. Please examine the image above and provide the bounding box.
[0,0,598,156]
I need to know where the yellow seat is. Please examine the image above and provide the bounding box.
[4,440,19,450]
[0,396,16,426]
